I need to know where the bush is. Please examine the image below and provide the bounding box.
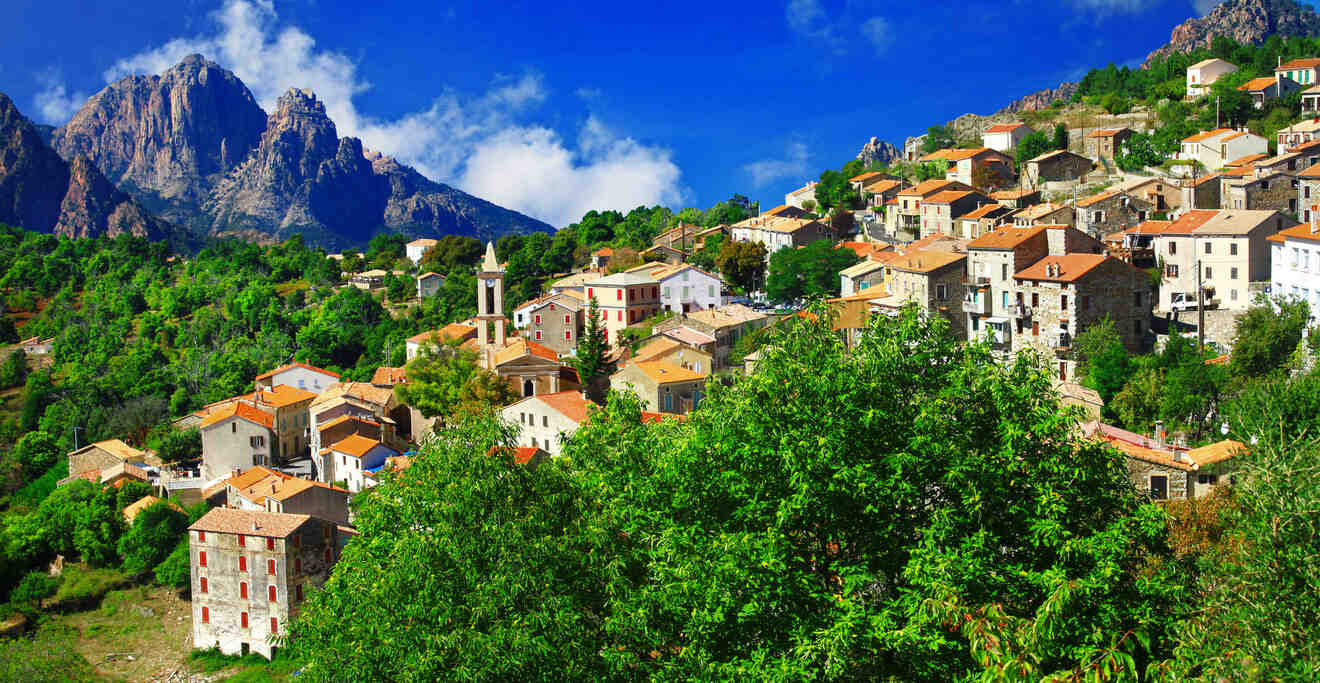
[0,628,99,683]
[157,427,201,463]
[50,566,128,607]
[118,501,188,575]
[154,539,191,589]
[9,571,58,606]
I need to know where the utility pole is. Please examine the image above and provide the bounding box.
[1197,259,1206,350]
[73,426,81,451]
[1216,96,1221,129]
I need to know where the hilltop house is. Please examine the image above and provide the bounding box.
[64,439,161,485]
[886,180,976,237]
[1084,128,1134,164]
[513,294,582,357]
[1024,150,1092,186]
[870,250,968,338]
[730,212,833,254]
[585,271,662,347]
[1178,128,1268,170]
[220,467,350,525]
[982,123,1033,152]
[956,203,1012,240]
[923,147,1015,189]
[500,390,593,457]
[1152,209,1291,312]
[610,359,708,415]
[405,238,437,265]
[254,363,339,394]
[1239,75,1300,108]
[1267,220,1320,314]
[416,272,444,298]
[1222,171,1299,214]
[1013,202,1075,227]
[784,181,818,210]
[1276,118,1320,149]
[317,434,398,493]
[626,262,727,314]
[918,189,994,239]
[199,403,276,483]
[1276,57,1320,88]
[1186,58,1237,98]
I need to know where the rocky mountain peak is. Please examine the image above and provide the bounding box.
[855,137,900,167]
[1145,0,1320,66]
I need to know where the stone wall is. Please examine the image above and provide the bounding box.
[1125,458,1192,501]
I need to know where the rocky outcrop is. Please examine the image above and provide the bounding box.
[1145,0,1320,67]
[0,93,167,239]
[855,137,900,167]
[52,55,553,248]
[51,54,266,222]
[996,83,1079,114]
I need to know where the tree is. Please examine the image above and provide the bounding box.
[157,427,201,463]
[828,207,855,238]
[393,340,481,419]
[714,241,767,293]
[1230,298,1310,378]
[0,316,17,344]
[1051,123,1068,151]
[765,240,859,303]
[289,307,1186,680]
[1115,132,1164,171]
[154,538,191,589]
[922,124,957,153]
[1071,316,1134,408]
[117,501,188,575]
[12,430,59,480]
[1015,130,1053,170]
[453,369,521,421]
[571,298,610,403]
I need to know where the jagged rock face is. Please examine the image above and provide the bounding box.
[0,93,166,239]
[51,54,266,216]
[1145,0,1320,66]
[996,83,1079,115]
[856,137,900,167]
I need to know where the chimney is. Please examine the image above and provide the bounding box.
[1153,420,1166,449]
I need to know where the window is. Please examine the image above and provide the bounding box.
[294,535,300,549]
[266,537,275,551]
[535,330,543,340]
[296,584,304,601]
[1060,295,1068,310]
[295,558,302,573]
[1031,293,1039,307]
[564,314,571,324]
[240,581,249,599]
[241,612,249,629]
[542,416,549,427]
[232,423,236,433]
[565,330,572,340]
[1002,292,1009,308]
[200,577,208,593]
[1149,475,1168,500]
[1198,473,1219,486]
[616,289,622,301]
[616,310,623,321]
[1133,291,1142,306]
[534,314,541,325]
[936,284,947,300]
[1204,242,1212,255]
[199,551,207,567]
[201,606,209,623]
[1167,264,1180,278]
[268,559,276,575]
[1231,288,1239,301]
[1205,267,1213,279]
[587,288,593,300]
[271,617,279,634]
[1169,241,1177,255]
[1231,267,1239,279]
[1134,320,1143,336]
[239,556,247,572]
[1001,264,1007,280]
[269,585,277,602]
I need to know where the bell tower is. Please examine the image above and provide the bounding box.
[476,241,506,349]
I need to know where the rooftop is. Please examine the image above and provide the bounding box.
[255,362,340,383]
[627,359,709,384]
[1014,253,1111,283]
[199,401,273,430]
[328,434,389,459]
[889,249,966,274]
[586,272,659,287]
[984,123,1027,133]
[968,225,1046,250]
[1239,77,1279,91]
[190,508,313,538]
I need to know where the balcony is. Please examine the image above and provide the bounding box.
[1013,304,1033,319]
[968,275,991,287]
[963,292,990,315]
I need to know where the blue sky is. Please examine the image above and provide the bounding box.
[0,0,1303,226]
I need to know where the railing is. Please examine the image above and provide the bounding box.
[1013,304,1032,318]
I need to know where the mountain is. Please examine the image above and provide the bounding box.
[0,93,168,239]
[52,55,553,248]
[996,82,1079,115]
[1145,0,1320,67]
[855,137,900,167]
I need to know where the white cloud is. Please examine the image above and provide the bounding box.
[1063,0,1162,13]
[785,1,892,55]
[786,0,831,38]
[32,70,88,124]
[93,0,683,227]
[743,141,809,188]
[860,17,891,51]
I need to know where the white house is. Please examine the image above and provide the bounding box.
[1152,209,1290,312]
[839,260,887,296]
[1276,118,1320,150]
[982,123,1033,152]
[317,434,397,493]
[499,390,592,457]
[626,263,727,314]
[253,362,340,394]
[1186,58,1237,98]
[199,402,275,483]
[405,238,438,265]
[1268,221,1320,318]
[1178,129,1268,170]
[784,181,818,209]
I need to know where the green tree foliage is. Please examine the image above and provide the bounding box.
[922,124,957,153]
[9,570,58,606]
[453,369,521,421]
[157,427,201,463]
[291,308,1186,680]
[393,340,481,419]
[1071,316,1134,409]
[0,351,24,390]
[765,240,858,303]
[1051,123,1068,150]
[813,169,856,211]
[418,235,483,274]
[1229,298,1310,378]
[117,501,188,575]
[1115,132,1165,171]
[0,315,18,344]
[153,538,191,589]
[571,298,610,403]
[1015,130,1053,170]
[1110,334,1228,437]
[11,430,59,480]
[714,240,767,293]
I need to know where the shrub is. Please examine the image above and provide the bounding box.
[9,571,58,606]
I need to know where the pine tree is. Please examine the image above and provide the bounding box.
[572,297,610,403]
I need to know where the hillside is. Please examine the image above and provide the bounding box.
[1145,0,1320,66]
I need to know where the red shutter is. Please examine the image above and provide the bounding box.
[266,538,275,551]
[240,581,248,599]
[296,584,304,601]
[617,310,622,321]
[616,288,622,301]
[270,617,279,634]
[239,556,247,572]
[535,314,541,324]
[564,314,570,324]
[238,535,246,547]
[269,585,277,602]
[198,531,206,542]
[565,330,571,340]
[587,287,593,299]
[268,559,276,575]
[200,577,208,593]
[199,551,207,567]
[535,330,542,340]
[201,606,209,623]
[241,612,249,629]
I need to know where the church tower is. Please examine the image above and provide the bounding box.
[476,241,506,350]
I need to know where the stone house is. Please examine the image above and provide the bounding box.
[1253,151,1306,177]
[918,190,994,238]
[641,244,686,264]
[862,179,903,209]
[982,123,1033,152]
[221,467,350,525]
[937,148,1015,189]
[632,336,716,375]
[405,238,437,265]
[956,203,1012,240]
[66,439,158,481]
[1223,171,1299,214]
[591,247,613,270]
[652,223,701,251]
[1024,150,1093,186]
[490,337,566,398]
[654,304,769,369]
[585,272,662,347]
[1083,422,1245,500]
[1074,177,1180,238]
[200,403,276,483]
[730,214,833,254]
[1011,254,1151,381]
[1013,202,1074,227]
[500,390,592,457]
[880,250,968,339]
[989,189,1043,210]
[315,415,382,456]
[318,434,398,493]
[784,181,818,209]
[1276,119,1320,149]
[254,363,340,394]
[610,359,708,415]
[404,322,478,361]
[1180,173,1223,212]
[416,272,444,298]
[189,508,342,658]
[349,269,387,290]
[885,180,976,238]
[308,382,406,456]
[848,171,895,193]
[1084,128,1134,164]
[1153,209,1291,312]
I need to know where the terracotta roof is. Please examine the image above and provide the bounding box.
[924,190,976,204]
[1076,190,1120,208]
[1188,440,1246,466]
[1278,58,1320,71]
[199,401,274,430]
[1225,153,1268,167]
[71,439,147,462]
[1027,149,1082,163]
[594,247,614,256]
[1014,253,1111,283]
[635,337,684,362]
[492,337,559,366]
[640,412,682,423]
[311,382,396,409]
[985,123,1026,133]
[1205,354,1230,365]
[889,249,966,274]
[255,362,340,383]
[968,225,1046,250]
[662,326,718,346]
[1123,220,1172,235]
[529,390,593,424]
[1239,77,1279,91]
[939,147,1005,162]
[834,241,892,259]
[686,304,767,330]
[100,462,150,485]
[627,359,708,384]
[417,271,444,281]
[317,414,380,433]
[1266,222,1320,244]
[328,434,387,459]
[407,238,438,247]
[1176,209,1286,236]
[1182,128,1235,143]
[371,366,408,386]
[255,385,317,408]
[486,445,549,466]
[1221,131,1248,142]
[1300,163,1320,178]
[1106,438,1195,472]
[407,322,478,345]
[839,259,888,278]
[1188,172,1224,186]
[898,179,962,197]
[961,204,1009,220]
[990,189,1039,200]
[862,179,902,194]
[1190,57,1233,69]
[122,496,183,523]
[849,171,886,183]
[905,233,960,251]
[190,508,313,538]
[1015,202,1070,220]
[1087,128,1129,138]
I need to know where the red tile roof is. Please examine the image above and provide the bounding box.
[1239,77,1279,91]
[1014,253,1111,283]
[254,362,339,383]
[199,401,274,429]
[985,123,1026,133]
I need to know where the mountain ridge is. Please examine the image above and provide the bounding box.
[1145,0,1320,67]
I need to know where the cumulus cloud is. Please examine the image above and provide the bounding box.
[32,70,89,124]
[94,0,684,227]
[785,0,892,54]
[743,141,810,188]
